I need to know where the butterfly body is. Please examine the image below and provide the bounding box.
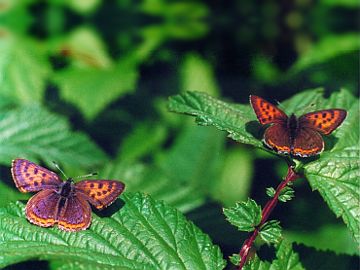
[250,95,347,157]
[11,159,125,231]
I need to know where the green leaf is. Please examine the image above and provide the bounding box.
[168,91,261,148]
[243,241,304,270]
[304,90,359,245]
[259,220,282,244]
[104,124,225,212]
[54,59,138,120]
[180,53,220,96]
[229,254,241,266]
[224,199,262,232]
[243,255,270,270]
[320,0,359,7]
[278,187,295,203]
[0,106,107,167]
[266,187,276,198]
[0,32,51,104]
[0,193,226,269]
[117,121,167,162]
[270,241,305,270]
[291,34,360,73]
[213,147,254,206]
[54,27,113,68]
[0,181,28,208]
[285,224,359,256]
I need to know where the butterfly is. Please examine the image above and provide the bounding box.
[250,95,347,157]
[11,158,125,231]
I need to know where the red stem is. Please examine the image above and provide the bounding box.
[237,166,301,270]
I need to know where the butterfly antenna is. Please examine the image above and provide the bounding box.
[52,161,68,179]
[74,172,98,179]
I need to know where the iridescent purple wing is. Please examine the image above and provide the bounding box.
[57,196,92,232]
[75,180,125,210]
[12,159,61,193]
[25,189,60,228]
[263,124,291,155]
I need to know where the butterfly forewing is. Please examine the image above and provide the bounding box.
[75,180,125,209]
[57,196,91,231]
[250,95,288,125]
[12,159,61,193]
[299,109,347,135]
[292,128,324,157]
[25,189,59,228]
[263,124,291,155]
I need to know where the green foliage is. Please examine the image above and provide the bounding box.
[0,34,50,105]
[266,187,295,203]
[169,88,359,246]
[285,224,359,256]
[53,60,138,120]
[259,220,282,244]
[0,106,107,167]
[213,147,253,206]
[102,124,225,212]
[223,199,262,232]
[168,91,261,148]
[242,241,304,270]
[291,34,360,73]
[0,193,226,269]
[0,1,357,268]
[180,53,220,96]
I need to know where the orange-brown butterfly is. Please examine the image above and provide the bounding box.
[11,158,125,231]
[250,95,347,157]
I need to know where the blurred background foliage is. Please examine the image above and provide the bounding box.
[0,0,358,269]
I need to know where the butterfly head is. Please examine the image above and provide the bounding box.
[58,178,75,198]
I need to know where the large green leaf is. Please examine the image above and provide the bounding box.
[0,193,226,269]
[54,59,138,120]
[0,181,28,208]
[304,90,359,245]
[0,32,50,104]
[168,91,261,147]
[0,106,107,167]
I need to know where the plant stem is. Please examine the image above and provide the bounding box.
[237,166,301,269]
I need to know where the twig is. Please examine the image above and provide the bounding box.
[237,166,301,269]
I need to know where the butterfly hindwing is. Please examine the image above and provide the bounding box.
[292,127,324,157]
[12,159,61,193]
[263,124,291,155]
[75,180,125,209]
[250,95,287,125]
[299,109,347,135]
[25,190,59,228]
[57,196,91,232]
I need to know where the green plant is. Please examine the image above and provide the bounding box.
[168,88,358,269]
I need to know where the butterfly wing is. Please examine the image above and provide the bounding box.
[25,189,59,228]
[292,127,324,157]
[263,124,292,155]
[12,159,61,192]
[299,109,347,135]
[75,180,125,210]
[250,95,288,125]
[57,196,91,232]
